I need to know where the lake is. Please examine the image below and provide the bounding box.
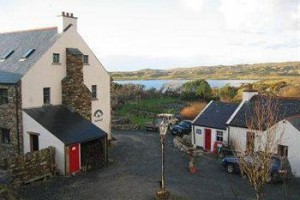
[114,79,257,90]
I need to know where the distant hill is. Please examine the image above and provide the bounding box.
[110,61,300,80]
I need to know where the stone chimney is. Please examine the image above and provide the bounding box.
[59,11,78,32]
[61,48,92,120]
[242,85,258,102]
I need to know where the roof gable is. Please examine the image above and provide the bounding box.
[0,28,59,83]
[192,101,239,130]
[287,115,300,132]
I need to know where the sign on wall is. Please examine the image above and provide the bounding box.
[93,109,103,122]
[196,129,202,134]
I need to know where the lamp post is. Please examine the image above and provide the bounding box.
[156,119,170,200]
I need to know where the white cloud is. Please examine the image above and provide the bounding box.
[178,0,207,12]
[0,0,299,71]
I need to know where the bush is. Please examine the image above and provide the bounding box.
[180,102,207,120]
[180,79,212,101]
[281,87,300,97]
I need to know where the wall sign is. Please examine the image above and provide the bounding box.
[94,109,103,122]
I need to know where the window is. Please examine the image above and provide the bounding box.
[0,50,14,60]
[30,134,39,152]
[92,85,97,99]
[43,87,50,104]
[195,129,202,134]
[83,55,89,64]
[216,131,223,142]
[246,132,255,152]
[1,128,10,144]
[278,145,288,157]
[52,53,60,63]
[20,49,35,61]
[0,88,8,105]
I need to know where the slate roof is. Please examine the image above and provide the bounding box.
[24,105,107,145]
[0,27,59,83]
[287,115,300,132]
[0,71,22,84]
[193,101,239,130]
[229,95,300,130]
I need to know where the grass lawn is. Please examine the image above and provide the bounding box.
[116,96,184,128]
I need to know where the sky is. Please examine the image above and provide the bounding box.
[0,0,299,72]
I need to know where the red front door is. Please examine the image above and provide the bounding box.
[69,143,80,173]
[205,129,211,151]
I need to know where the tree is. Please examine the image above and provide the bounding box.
[232,95,284,200]
[180,79,212,100]
[218,84,238,102]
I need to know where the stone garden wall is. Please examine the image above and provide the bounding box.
[3,146,55,186]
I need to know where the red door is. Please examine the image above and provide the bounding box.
[69,143,80,173]
[205,129,211,151]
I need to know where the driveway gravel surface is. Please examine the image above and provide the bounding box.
[18,130,300,200]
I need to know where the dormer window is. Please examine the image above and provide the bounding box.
[0,50,14,62]
[53,53,60,64]
[83,55,89,64]
[19,49,35,61]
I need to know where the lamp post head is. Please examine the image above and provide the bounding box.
[159,119,168,137]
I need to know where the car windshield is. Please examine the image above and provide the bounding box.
[179,121,190,127]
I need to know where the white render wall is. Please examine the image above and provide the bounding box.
[275,121,300,177]
[192,125,228,151]
[21,25,111,139]
[229,123,300,177]
[23,112,66,175]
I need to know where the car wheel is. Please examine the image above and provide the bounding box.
[227,164,234,174]
[267,174,274,183]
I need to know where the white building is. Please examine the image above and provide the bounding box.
[227,91,300,177]
[0,12,111,175]
[192,101,238,151]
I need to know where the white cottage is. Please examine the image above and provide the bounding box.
[227,92,300,177]
[0,12,111,175]
[192,101,238,151]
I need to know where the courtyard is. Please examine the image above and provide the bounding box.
[18,130,300,200]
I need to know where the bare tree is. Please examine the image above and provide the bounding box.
[234,95,283,200]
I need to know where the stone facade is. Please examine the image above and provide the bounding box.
[3,146,55,185]
[62,48,92,120]
[0,83,23,161]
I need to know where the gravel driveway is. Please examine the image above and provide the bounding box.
[18,130,300,200]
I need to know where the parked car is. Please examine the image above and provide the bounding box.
[145,113,178,132]
[222,155,292,183]
[170,120,192,136]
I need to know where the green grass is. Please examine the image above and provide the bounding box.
[116,97,183,128]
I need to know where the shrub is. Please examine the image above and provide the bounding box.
[281,87,300,97]
[180,102,207,120]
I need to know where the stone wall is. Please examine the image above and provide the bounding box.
[3,146,55,185]
[0,83,22,161]
[62,48,92,120]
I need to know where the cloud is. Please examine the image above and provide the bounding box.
[218,0,299,32]
[178,0,206,12]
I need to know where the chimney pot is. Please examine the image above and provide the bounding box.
[62,12,65,16]
[70,13,73,17]
[66,12,69,17]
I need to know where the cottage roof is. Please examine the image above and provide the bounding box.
[0,27,59,83]
[287,115,300,132]
[24,105,107,145]
[229,95,300,130]
[193,101,239,130]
